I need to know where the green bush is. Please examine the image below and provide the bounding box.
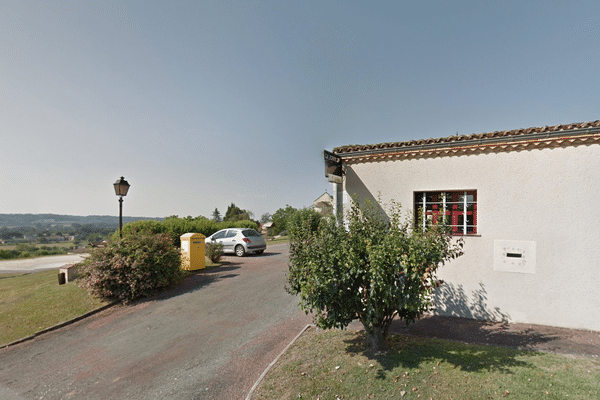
[110,219,166,241]
[16,243,37,253]
[287,207,322,239]
[114,217,258,247]
[205,241,224,263]
[80,230,182,302]
[0,249,19,260]
[0,243,70,260]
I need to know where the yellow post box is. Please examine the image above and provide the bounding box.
[180,233,206,271]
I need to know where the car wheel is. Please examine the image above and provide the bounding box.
[235,245,246,257]
[255,250,264,255]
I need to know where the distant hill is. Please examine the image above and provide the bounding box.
[0,213,163,228]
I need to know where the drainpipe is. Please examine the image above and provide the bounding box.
[333,181,343,225]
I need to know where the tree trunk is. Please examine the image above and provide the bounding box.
[364,324,389,353]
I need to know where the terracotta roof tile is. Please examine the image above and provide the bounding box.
[333,120,600,154]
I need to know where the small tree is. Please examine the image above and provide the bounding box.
[287,199,463,352]
[212,208,222,222]
[271,205,298,235]
[260,213,272,223]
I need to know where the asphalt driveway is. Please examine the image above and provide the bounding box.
[0,243,312,400]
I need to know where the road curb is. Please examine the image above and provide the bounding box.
[0,301,120,350]
[245,324,314,400]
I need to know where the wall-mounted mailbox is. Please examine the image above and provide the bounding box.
[180,232,206,271]
[493,240,536,274]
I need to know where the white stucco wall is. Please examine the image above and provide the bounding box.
[343,144,600,331]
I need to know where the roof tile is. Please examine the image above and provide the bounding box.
[333,120,600,154]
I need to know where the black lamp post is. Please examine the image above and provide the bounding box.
[113,176,130,238]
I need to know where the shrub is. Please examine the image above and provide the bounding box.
[0,249,19,260]
[287,199,464,352]
[110,219,166,241]
[115,217,259,248]
[79,230,182,302]
[205,241,224,263]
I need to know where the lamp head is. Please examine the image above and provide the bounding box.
[113,176,130,197]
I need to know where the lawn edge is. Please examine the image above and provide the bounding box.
[0,301,119,350]
[246,323,315,400]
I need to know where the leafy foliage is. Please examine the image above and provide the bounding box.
[287,199,464,351]
[224,203,252,222]
[205,241,224,263]
[113,217,257,247]
[0,244,72,260]
[271,204,299,235]
[79,229,182,302]
[211,208,222,222]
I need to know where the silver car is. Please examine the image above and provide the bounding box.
[206,228,266,257]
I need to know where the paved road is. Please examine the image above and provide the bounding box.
[0,254,88,274]
[0,243,312,399]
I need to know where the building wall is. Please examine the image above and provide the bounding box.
[342,144,600,331]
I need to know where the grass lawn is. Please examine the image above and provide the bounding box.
[0,270,111,346]
[265,236,290,245]
[253,327,600,400]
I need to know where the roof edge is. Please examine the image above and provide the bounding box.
[333,120,600,157]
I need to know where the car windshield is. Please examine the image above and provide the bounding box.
[242,229,261,237]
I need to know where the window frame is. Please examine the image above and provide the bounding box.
[414,190,477,235]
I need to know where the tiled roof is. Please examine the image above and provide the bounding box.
[333,120,600,163]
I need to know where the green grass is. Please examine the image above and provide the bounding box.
[0,257,222,346]
[0,270,110,346]
[266,236,290,245]
[253,327,600,400]
[0,242,75,251]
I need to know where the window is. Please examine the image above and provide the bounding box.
[212,230,226,239]
[414,190,477,235]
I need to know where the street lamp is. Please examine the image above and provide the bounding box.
[113,176,130,238]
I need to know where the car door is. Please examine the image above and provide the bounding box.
[221,230,239,253]
[209,230,228,251]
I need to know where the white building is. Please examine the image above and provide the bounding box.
[312,192,334,215]
[330,120,600,331]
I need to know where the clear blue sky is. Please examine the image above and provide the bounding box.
[2,1,599,219]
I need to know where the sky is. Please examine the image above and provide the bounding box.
[2,1,600,219]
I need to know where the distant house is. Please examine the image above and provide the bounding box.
[329,120,600,332]
[312,192,333,215]
[259,221,275,237]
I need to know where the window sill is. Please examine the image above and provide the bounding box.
[451,234,481,237]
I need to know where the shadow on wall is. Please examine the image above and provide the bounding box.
[380,284,566,355]
[433,282,511,323]
[344,166,387,216]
